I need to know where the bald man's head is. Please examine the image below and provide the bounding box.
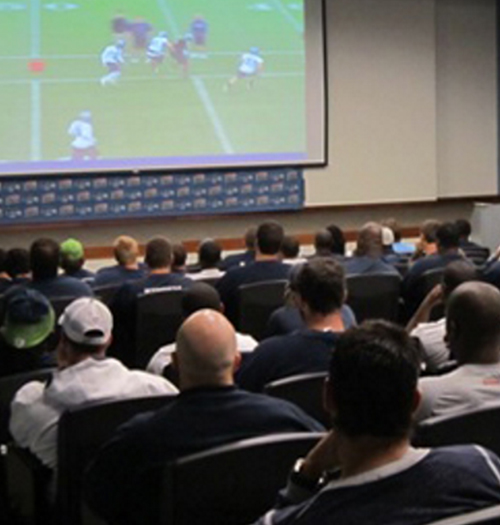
[446,282,500,364]
[174,310,239,389]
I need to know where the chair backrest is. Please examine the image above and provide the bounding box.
[0,369,54,445]
[412,403,500,457]
[345,273,401,323]
[161,432,324,525]
[57,395,175,525]
[47,296,80,318]
[264,372,330,428]
[238,280,288,341]
[135,290,184,368]
[422,504,500,525]
[462,246,490,267]
[93,284,121,305]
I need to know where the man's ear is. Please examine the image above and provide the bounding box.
[232,351,242,373]
[412,388,422,415]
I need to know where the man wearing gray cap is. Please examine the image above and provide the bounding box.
[9,297,177,470]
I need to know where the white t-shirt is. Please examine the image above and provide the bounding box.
[147,36,168,58]
[147,332,258,375]
[239,53,264,75]
[68,120,96,149]
[416,363,500,422]
[411,317,449,370]
[10,357,177,469]
[101,45,124,66]
[187,268,225,281]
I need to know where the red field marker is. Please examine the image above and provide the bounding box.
[28,60,46,73]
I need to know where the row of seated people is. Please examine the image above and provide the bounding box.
[4,275,500,525]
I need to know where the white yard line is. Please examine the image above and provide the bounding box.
[30,0,42,161]
[156,0,181,38]
[269,0,303,33]
[0,50,304,60]
[0,71,303,87]
[191,76,234,155]
[30,80,41,161]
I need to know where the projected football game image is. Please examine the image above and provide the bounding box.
[0,0,326,176]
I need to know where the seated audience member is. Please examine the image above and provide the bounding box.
[9,297,177,470]
[253,320,500,525]
[343,222,399,276]
[84,309,323,525]
[381,226,401,265]
[407,261,478,371]
[325,224,346,257]
[416,281,500,422]
[171,243,187,274]
[238,258,346,392]
[0,249,12,294]
[455,218,487,254]
[147,282,256,375]
[216,221,291,326]
[403,223,467,313]
[5,248,31,286]
[411,219,441,261]
[27,238,92,298]
[382,217,415,255]
[60,238,95,283]
[93,235,145,287]
[310,230,333,259]
[187,239,225,281]
[281,235,304,266]
[0,289,56,377]
[480,243,500,289]
[220,226,257,270]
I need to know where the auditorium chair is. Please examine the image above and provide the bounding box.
[0,369,54,524]
[264,372,330,428]
[462,246,490,268]
[6,395,176,525]
[47,296,80,319]
[135,290,184,368]
[412,402,500,457]
[423,504,500,525]
[92,283,121,306]
[345,273,401,323]
[404,268,444,321]
[238,280,288,341]
[160,432,324,525]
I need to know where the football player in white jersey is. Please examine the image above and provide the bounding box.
[146,31,171,73]
[224,47,264,91]
[100,40,125,86]
[68,111,98,160]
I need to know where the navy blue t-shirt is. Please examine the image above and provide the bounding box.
[28,275,93,299]
[93,265,145,287]
[237,330,340,392]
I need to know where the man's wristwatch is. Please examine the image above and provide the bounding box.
[289,458,321,490]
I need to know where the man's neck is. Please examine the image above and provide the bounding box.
[149,267,171,275]
[122,263,139,270]
[305,310,344,332]
[255,253,279,262]
[337,433,410,479]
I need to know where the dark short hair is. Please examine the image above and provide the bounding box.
[326,224,346,255]
[244,227,257,251]
[5,248,30,278]
[442,261,478,299]
[256,221,284,255]
[30,238,60,280]
[330,320,421,438]
[281,236,300,259]
[436,222,460,250]
[182,282,221,318]
[199,240,222,269]
[292,258,345,314]
[314,230,333,253]
[455,219,472,239]
[421,220,441,243]
[145,238,172,269]
[172,244,187,270]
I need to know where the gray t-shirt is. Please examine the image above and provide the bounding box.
[416,363,500,422]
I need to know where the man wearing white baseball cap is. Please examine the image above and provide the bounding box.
[10,297,177,470]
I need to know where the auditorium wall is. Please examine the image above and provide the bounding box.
[0,0,497,249]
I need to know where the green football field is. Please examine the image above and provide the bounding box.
[0,0,306,167]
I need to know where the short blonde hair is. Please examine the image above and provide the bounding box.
[113,235,139,265]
